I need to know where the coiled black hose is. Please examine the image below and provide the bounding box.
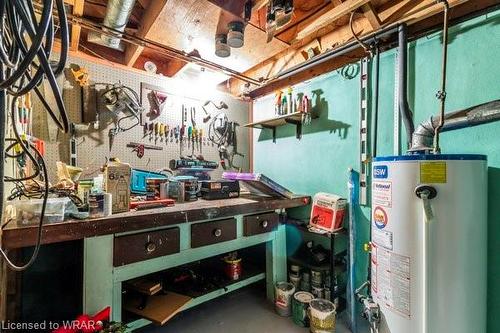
[0,0,69,271]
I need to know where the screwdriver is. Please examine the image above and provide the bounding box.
[148,123,154,141]
[192,127,198,150]
[160,123,165,142]
[187,126,192,148]
[165,124,170,144]
[175,126,180,143]
[154,123,160,144]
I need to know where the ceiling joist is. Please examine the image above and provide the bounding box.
[226,0,473,97]
[69,0,84,52]
[124,0,170,67]
[362,2,382,29]
[295,0,371,41]
[61,0,497,97]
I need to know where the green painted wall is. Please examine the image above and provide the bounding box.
[253,9,500,333]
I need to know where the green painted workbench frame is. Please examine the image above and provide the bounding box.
[82,212,287,331]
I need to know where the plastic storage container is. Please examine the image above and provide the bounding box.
[8,197,71,225]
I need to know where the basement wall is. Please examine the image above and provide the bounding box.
[252,8,500,333]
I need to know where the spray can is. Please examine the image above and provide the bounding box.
[287,87,293,113]
[275,91,282,115]
[281,94,288,115]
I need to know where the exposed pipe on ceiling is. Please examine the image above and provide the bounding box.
[42,8,262,86]
[90,0,136,50]
[253,23,401,88]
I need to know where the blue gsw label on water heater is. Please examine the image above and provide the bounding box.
[373,165,388,179]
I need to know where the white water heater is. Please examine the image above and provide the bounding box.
[370,154,487,333]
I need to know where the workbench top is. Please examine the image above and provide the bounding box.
[2,195,310,249]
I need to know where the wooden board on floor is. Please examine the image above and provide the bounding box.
[124,291,192,326]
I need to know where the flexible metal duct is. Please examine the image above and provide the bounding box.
[410,100,500,152]
[88,0,136,50]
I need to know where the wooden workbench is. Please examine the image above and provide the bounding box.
[1,195,310,249]
[3,195,310,331]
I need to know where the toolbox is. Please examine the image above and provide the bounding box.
[200,180,240,200]
[131,169,168,195]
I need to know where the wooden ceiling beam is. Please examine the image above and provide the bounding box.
[276,1,337,42]
[206,0,246,18]
[70,0,84,52]
[295,0,371,41]
[123,0,170,67]
[362,2,382,29]
[253,0,269,12]
[136,0,150,9]
[164,58,189,77]
[226,0,470,97]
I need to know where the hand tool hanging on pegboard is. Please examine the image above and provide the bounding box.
[127,142,163,159]
[149,90,168,117]
[100,83,144,150]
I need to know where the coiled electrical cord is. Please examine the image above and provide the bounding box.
[0,0,69,271]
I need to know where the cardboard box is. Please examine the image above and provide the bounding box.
[104,160,131,213]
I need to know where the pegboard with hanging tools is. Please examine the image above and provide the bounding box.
[31,56,250,182]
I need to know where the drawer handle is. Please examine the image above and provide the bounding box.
[145,242,157,254]
[261,220,269,228]
[213,228,222,238]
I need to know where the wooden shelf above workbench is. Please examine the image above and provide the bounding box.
[244,112,318,142]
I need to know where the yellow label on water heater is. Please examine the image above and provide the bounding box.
[420,162,447,183]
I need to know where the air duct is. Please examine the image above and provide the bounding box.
[88,0,136,51]
[410,100,500,152]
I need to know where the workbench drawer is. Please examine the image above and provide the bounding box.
[113,227,180,266]
[191,219,236,248]
[243,212,279,236]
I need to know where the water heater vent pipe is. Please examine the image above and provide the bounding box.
[410,99,500,152]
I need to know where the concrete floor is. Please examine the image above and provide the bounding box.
[138,284,351,333]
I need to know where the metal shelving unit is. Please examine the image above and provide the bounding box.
[287,220,348,311]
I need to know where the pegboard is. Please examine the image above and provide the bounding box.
[31,55,250,182]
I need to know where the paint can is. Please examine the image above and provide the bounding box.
[324,287,331,301]
[292,291,314,327]
[290,264,301,274]
[302,271,311,283]
[224,257,242,281]
[289,273,301,290]
[309,299,336,333]
[311,285,324,299]
[300,281,311,292]
[311,270,323,287]
[275,282,295,317]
